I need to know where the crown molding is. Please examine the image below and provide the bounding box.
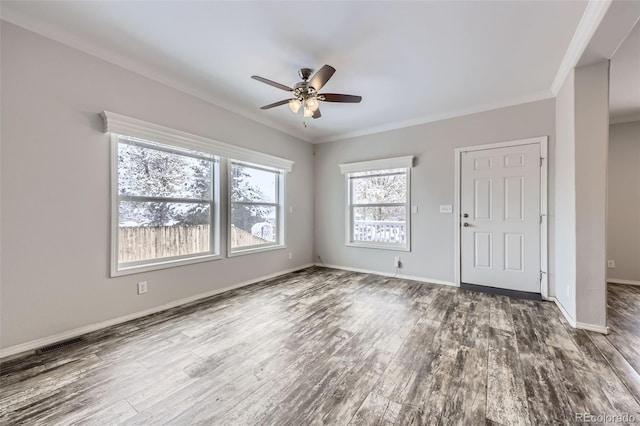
[313,90,554,143]
[1,4,592,145]
[0,10,313,144]
[550,0,613,96]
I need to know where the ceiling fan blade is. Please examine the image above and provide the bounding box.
[320,93,362,103]
[312,108,321,119]
[260,99,293,110]
[251,75,293,92]
[308,65,336,91]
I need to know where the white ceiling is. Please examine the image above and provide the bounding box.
[1,1,589,143]
[610,22,640,121]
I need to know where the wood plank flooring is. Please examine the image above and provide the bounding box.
[1,267,639,425]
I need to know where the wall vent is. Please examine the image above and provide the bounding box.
[36,337,84,354]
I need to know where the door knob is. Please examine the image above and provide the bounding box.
[463,222,470,227]
[463,213,469,218]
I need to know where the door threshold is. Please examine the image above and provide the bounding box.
[460,282,542,301]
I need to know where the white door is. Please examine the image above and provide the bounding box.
[460,143,541,293]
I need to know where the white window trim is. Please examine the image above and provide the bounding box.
[340,156,414,251]
[109,135,222,276]
[227,159,286,257]
[339,156,414,174]
[101,111,294,172]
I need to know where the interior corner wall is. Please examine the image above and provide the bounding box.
[313,99,556,290]
[607,121,640,283]
[0,22,314,351]
[553,69,577,320]
[574,61,609,328]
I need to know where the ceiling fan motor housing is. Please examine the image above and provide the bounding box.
[298,68,313,81]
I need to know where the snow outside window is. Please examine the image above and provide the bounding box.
[228,160,285,255]
[340,156,413,251]
[112,135,220,275]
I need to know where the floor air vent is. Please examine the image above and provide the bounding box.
[36,337,84,354]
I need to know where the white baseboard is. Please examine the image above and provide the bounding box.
[550,297,609,334]
[575,321,609,334]
[608,278,640,286]
[0,263,314,360]
[315,263,457,287]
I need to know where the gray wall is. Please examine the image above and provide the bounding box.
[0,23,314,350]
[574,61,609,328]
[608,121,640,283]
[314,99,556,290]
[554,69,577,319]
[553,62,610,329]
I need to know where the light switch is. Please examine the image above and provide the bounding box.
[411,205,418,214]
[439,204,453,213]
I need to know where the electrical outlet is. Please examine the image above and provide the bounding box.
[394,256,401,268]
[440,204,453,213]
[288,252,293,260]
[607,260,615,268]
[137,281,148,295]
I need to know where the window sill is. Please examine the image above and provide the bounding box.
[112,253,222,277]
[228,244,286,258]
[346,242,411,252]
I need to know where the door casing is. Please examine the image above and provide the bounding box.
[454,136,549,299]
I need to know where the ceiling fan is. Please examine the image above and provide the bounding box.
[251,65,362,119]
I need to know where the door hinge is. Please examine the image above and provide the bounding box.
[540,271,546,282]
[540,157,543,167]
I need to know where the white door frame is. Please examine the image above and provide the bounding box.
[454,136,549,298]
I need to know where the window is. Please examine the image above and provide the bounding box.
[340,156,413,250]
[113,135,219,275]
[229,160,285,254]
[102,111,293,273]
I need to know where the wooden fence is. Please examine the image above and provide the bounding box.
[229,225,269,249]
[118,224,267,263]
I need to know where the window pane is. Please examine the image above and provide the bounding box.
[118,142,213,200]
[231,204,277,249]
[118,201,211,263]
[352,172,406,204]
[352,206,407,244]
[231,163,277,203]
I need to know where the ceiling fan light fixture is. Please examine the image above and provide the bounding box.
[289,99,302,113]
[303,106,313,118]
[252,65,362,120]
[305,96,319,112]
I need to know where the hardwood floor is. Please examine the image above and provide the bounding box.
[606,284,640,373]
[1,267,639,425]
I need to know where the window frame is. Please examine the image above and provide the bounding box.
[110,134,222,277]
[227,159,286,257]
[340,156,414,251]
